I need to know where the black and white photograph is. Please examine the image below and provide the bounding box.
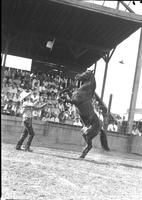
[1,0,142,199]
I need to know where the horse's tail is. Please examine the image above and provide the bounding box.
[100,129,110,151]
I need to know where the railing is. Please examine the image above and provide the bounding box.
[81,0,135,13]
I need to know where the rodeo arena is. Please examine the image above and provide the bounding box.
[1,0,142,200]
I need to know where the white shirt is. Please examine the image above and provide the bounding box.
[73,120,82,126]
[22,101,34,119]
[31,94,39,103]
[108,124,118,132]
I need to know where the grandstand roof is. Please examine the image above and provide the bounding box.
[2,0,142,72]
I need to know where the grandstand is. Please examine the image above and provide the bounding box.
[1,0,142,153]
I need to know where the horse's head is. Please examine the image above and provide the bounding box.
[75,70,94,82]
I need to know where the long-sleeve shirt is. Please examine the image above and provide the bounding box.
[22,100,47,120]
[22,101,35,120]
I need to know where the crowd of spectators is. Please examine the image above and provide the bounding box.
[1,67,142,135]
[1,67,82,126]
[107,118,142,136]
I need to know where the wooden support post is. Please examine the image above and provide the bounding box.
[101,61,108,100]
[120,1,135,13]
[127,28,142,139]
[116,1,120,9]
[93,62,97,75]
[108,94,113,114]
[101,54,109,100]
[101,47,116,101]
[104,94,113,133]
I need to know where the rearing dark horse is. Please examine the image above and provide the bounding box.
[63,70,110,158]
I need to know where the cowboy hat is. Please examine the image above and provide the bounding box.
[20,91,31,101]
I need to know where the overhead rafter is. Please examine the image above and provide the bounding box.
[2,0,142,71]
[48,0,142,23]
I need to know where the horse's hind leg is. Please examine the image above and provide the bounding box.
[80,122,97,159]
[82,133,87,143]
[80,136,92,159]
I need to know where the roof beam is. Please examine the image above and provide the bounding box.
[4,28,110,54]
[119,1,135,13]
[58,37,110,53]
[48,0,142,24]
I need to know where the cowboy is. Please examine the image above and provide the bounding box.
[16,91,47,152]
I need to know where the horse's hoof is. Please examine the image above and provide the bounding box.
[105,148,110,151]
[79,155,85,159]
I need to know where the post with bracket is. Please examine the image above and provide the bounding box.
[103,94,113,134]
[101,47,116,101]
[93,61,97,75]
[127,28,142,152]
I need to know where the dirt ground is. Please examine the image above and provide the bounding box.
[2,143,142,200]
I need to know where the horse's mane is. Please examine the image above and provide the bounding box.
[79,71,96,98]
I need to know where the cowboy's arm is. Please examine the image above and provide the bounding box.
[33,103,48,110]
[22,103,47,110]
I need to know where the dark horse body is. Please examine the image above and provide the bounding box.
[63,70,110,158]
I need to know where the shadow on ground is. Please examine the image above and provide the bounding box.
[34,149,142,170]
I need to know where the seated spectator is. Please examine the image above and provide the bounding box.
[58,111,66,123]
[42,113,48,121]
[39,83,46,94]
[13,91,21,102]
[32,75,40,89]
[64,111,73,125]
[5,68,11,78]
[11,92,20,111]
[58,101,65,112]
[11,101,18,115]
[54,114,59,123]
[21,80,28,90]
[54,75,60,86]
[21,70,26,79]
[42,94,48,103]
[15,101,21,117]
[9,83,18,96]
[51,91,57,100]
[132,124,142,136]
[1,93,5,112]
[37,96,45,119]
[48,112,56,122]
[32,109,39,119]
[7,77,13,85]
[3,99,13,115]
[4,68,9,78]
[41,112,50,121]
[11,69,16,80]
[107,122,118,132]
[52,103,60,117]
[3,77,7,85]
[13,76,21,86]
[31,90,39,104]
[133,128,141,136]
[42,79,48,88]
[2,83,9,94]
[3,92,13,102]
[73,117,82,126]
[32,81,39,92]
[37,108,42,119]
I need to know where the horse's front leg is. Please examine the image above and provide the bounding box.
[80,126,92,158]
[65,98,78,106]
[80,135,92,159]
